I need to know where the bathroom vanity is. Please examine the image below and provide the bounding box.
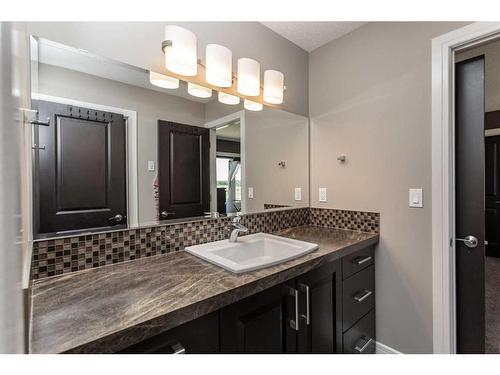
[29,226,377,354]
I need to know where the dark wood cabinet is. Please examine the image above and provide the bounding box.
[119,311,219,354]
[120,245,375,354]
[296,261,342,353]
[220,281,296,353]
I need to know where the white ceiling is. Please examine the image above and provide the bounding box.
[261,22,367,52]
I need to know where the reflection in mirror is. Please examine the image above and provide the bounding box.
[30,36,309,238]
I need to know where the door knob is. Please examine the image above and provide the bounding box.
[108,214,124,223]
[160,211,175,219]
[456,235,478,248]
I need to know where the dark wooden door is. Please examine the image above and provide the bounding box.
[220,281,297,353]
[33,100,127,236]
[455,56,485,353]
[158,121,210,220]
[485,111,500,257]
[296,261,342,353]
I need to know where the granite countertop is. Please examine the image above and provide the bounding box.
[29,225,379,354]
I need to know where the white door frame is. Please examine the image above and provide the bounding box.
[205,110,246,214]
[432,21,500,354]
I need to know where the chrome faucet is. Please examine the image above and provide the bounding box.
[229,216,248,242]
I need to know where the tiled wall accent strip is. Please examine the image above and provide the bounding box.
[31,208,309,280]
[31,207,379,280]
[309,207,379,234]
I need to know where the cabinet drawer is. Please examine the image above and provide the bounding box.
[343,310,375,354]
[342,265,375,331]
[342,246,374,279]
[119,311,219,354]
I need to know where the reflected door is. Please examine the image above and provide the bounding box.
[33,100,127,235]
[158,120,210,219]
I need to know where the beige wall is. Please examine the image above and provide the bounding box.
[309,22,469,353]
[245,108,309,212]
[457,38,500,112]
[26,22,309,116]
[37,63,206,224]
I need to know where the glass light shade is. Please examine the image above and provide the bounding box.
[187,82,212,98]
[244,99,263,111]
[263,70,284,104]
[149,71,179,89]
[163,25,198,76]
[206,44,232,87]
[218,92,240,105]
[237,58,260,96]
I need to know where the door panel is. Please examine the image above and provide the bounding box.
[455,55,485,353]
[158,121,210,220]
[33,100,127,235]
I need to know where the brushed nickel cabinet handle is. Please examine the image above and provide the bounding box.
[298,283,311,325]
[354,289,373,302]
[289,287,299,331]
[354,256,372,265]
[354,337,374,353]
[171,343,185,354]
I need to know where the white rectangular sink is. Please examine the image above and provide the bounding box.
[185,233,318,274]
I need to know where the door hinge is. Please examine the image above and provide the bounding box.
[19,108,50,126]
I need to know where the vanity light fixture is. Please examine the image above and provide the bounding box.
[206,44,233,87]
[187,82,212,98]
[218,91,240,105]
[149,71,180,89]
[244,99,263,111]
[263,70,284,104]
[237,58,260,96]
[161,25,285,109]
[163,25,198,76]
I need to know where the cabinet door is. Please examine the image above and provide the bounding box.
[220,281,297,353]
[296,260,342,353]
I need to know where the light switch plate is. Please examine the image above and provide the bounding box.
[409,188,423,208]
[248,187,254,199]
[319,188,327,202]
[294,187,302,201]
[147,160,155,171]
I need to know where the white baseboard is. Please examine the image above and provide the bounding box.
[375,341,402,354]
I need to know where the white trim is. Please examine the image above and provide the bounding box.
[205,110,246,214]
[485,128,500,137]
[30,93,140,228]
[375,341,402,354]
[432,22,500,354]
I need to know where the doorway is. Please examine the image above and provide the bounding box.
[432,22,500,354]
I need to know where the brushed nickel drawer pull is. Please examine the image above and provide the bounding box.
[354,256,372,265]
[354,336,374,353]
[354,289,373,302]
[171,343,185,354]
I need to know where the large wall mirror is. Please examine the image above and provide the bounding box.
[30,36,310,238]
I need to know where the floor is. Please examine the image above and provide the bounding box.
[485,256,500,353]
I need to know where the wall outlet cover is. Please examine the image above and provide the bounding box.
[319,187,327,202]
[248,187,254,199]
[147,160,155,171]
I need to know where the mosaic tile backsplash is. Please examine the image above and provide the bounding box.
[31,207,379,280]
